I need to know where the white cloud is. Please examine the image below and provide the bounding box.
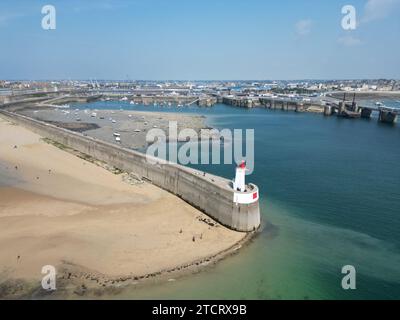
[295,19,313,36]
[361,0,400,23]
[338,35,363,46]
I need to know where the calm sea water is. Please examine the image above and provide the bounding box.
[73,101,400,299]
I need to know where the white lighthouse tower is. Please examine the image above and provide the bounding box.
[230,160,261,230]
[233,160,247,192]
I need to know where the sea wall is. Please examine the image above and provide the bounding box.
[0,110,260,232]
[0,96,55,108]
[115,95,217,107]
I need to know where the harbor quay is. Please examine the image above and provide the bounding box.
[2,87,398,124]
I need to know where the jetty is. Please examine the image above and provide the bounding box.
[321,94,399,124]
[221,93,399,124]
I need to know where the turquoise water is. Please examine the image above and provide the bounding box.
[74,101,400,299]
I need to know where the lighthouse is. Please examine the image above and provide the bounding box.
[233,160,247,192]
[231,160,260,230]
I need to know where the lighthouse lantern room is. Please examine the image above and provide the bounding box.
[233,160,247,192]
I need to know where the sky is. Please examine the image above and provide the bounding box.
[0,0,399,80]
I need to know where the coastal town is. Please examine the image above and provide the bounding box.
[2,78,400,93]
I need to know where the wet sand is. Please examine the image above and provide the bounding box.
[0,116,245,298]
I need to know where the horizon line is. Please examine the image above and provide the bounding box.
[2,78,400,82]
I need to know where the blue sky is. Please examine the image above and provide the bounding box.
[0,0,399,80]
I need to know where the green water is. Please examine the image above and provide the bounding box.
[76,102,400,299]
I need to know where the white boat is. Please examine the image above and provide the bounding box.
[134,129,141,132]
[121,96,128,101]
[375,101,384,106]
[57,104,70,109]
[113,133,121,137]
[130,101,135,105]
[115,137,121,142]
[112,120,117,123]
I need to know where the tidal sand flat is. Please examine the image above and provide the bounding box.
[19,108,210,150]
[0,116,245,298]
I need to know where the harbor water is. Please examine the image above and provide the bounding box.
[74,101,400,299]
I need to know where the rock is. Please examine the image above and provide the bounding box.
[121,172,144,185]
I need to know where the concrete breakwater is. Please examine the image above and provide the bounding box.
[222,97,260,108]
[222,96,324,112]
[1,94,99,111]
[117,95,217,107]
[0,110,260,232]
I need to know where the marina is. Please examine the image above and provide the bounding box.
[2,87,399,127]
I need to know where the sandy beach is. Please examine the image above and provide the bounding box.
[0,116,246,298]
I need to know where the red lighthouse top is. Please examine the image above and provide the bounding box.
[238,160,246,169]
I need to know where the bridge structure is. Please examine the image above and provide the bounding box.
[233,93,399,125]
[321,94,400,124]
[258,96,321,111]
